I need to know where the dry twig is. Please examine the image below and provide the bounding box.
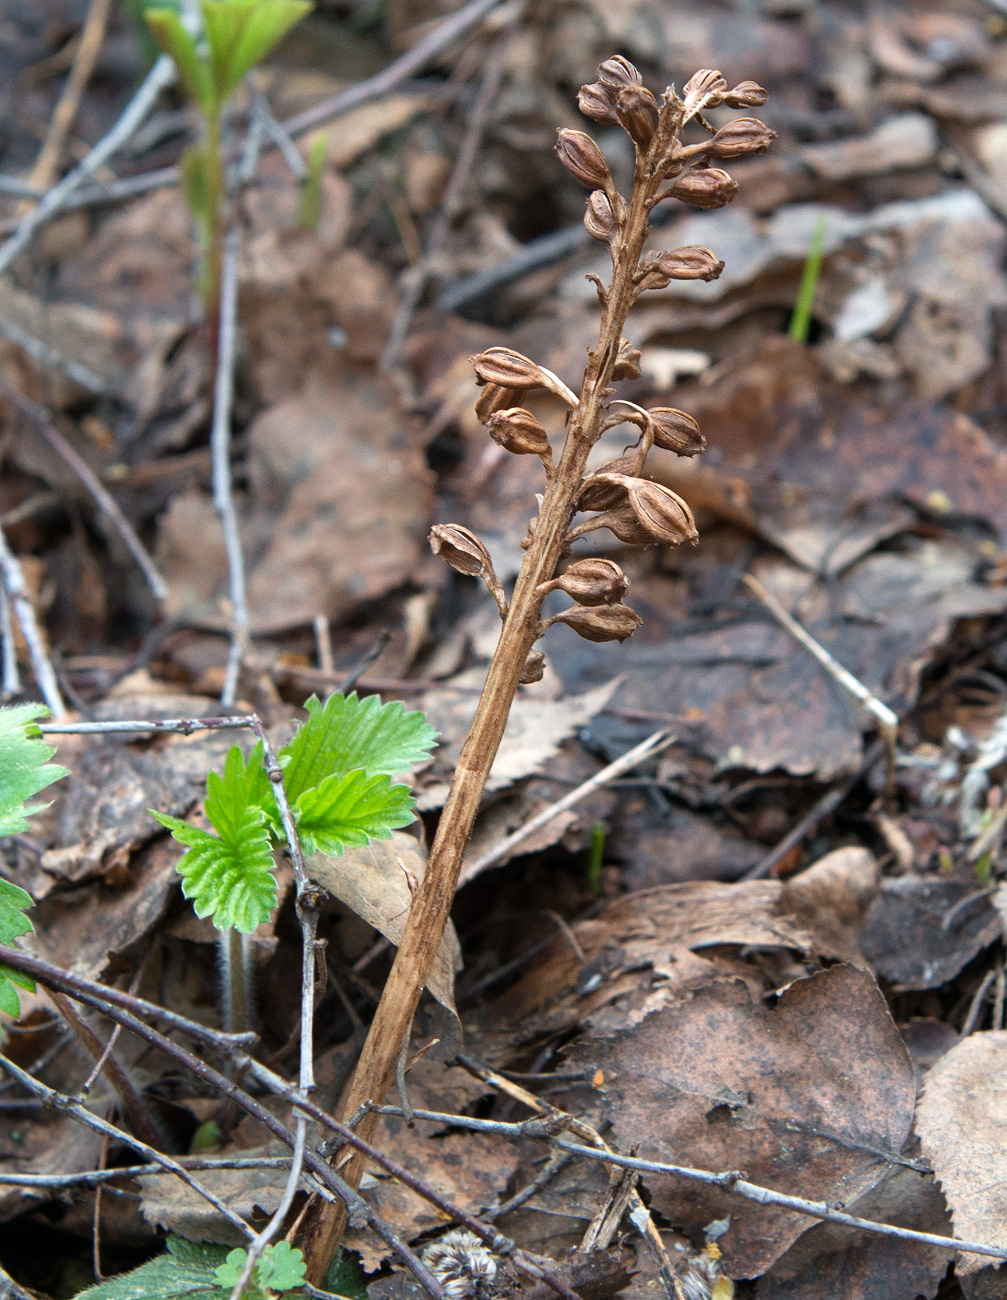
[0,519,65,715]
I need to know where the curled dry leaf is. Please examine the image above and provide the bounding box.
[916,1031,1007,1274]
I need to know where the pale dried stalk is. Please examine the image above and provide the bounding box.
[301,61,773,1280]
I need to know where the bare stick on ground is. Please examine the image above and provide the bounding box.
[0,377,169,605]
[0,586,19,697]
[0,520,65,715]
[299,59,775,1281]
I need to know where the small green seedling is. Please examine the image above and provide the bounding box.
[586,820,605,898]
[151,693,438,934]
[144,0,312,311]
[297,134,328,230]
[0,704,67,1017]
[787,210,828,345]
[216,1243,306,1298]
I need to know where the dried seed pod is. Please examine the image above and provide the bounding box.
[597,55,642,89]
[429,524,496,578]
[636,246,724,291]
[472,347,547,389]
[519,649,545,684]
[550,602,643,643]
[555,129,613,190]
[584,189,619,243]
[555,557,629,605]
[487,407,551,456]
[648,407,705,456]
[614,84,660,149]
[626,479,698,544]
[708,116,776,159]
[474,382,522,422]
[578,81,620,125]
[612,338,642,380]
[578,468,634,512]
[668,167,739,210]
[724,80,768,108]
[592,499,656,545]
[681,69,727,115]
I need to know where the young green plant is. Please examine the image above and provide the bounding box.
[150,693,437,1027]
[300,59,774,1281]
[143,0,311,318]
[0,704,66,1017]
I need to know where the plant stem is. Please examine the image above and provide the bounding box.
[300,146,659,1286]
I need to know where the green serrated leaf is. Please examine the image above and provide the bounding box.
[225,0,312,96]
[74,1236,231,1300]
[213,1243,305,1297]
[279,693,437,802]
[0,703,67,837]
[144,9,214,111]
[151,745,276,932]
[294,769,416,856]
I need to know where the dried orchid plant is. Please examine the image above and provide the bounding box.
[301,57,773,1280]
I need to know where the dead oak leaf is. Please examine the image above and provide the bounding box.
[565,964,916,1278]
[916,1030,1007,1275]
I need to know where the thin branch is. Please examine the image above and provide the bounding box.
[0,520,65,715]
[212,227,248,707]
[462,728,674,881]
[0,54,176,276]
[0,1052,254,1240]
[380,39,509,371]
[0,1157,294,1187]
[0,314,105,394]
[0,376,169,604]
[27,0,114,192]
[0,584,19,696]
[40,715,256,734]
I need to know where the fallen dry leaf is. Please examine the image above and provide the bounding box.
[307,832,460,1014]
[916,1030,1007,1274]
[565,964,916,1277]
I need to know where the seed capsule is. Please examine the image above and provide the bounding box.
[550,602,643,643]
[592,499,655,545]
[669,167,739,210]
[584,189,619,243]
[648,407,705,456]
[724,80,768,108]
[555,129,613,190]
[578,466,637,512]
[681,69,727,115]
[519,650,545,684]
[475,382,522,422]
[577,81,620,125]
[626,479,698,544]
[487,408,551,456]
[429,524,496,578]
[614,84,660,149]
[597,56,642,89]
[472,347,547,389]
[555,558,629,605]
[612,338,642,380]
[636,246,724,291]
[709,116,776,159]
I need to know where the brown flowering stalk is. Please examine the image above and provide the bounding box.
[301,59,773,1281]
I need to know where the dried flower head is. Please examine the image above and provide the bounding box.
[423,1231,498,1300]
[681,68,727,116]
[626,479,698,544]
[724,80,768,108]
[555,129,614,191]
[635,246,724,292]
[472,347,548,389]
[708,116,776,159]
[585,189,620,243]
[475,382,522,422]
[487,408,552,457]
[577,80,620,125]
[669,167,739,210]
[429,524,495,578]
[614,83,660,148]
[553,557,629,605]
[648,407,705,456]
[597,55,642,89]
[547,602,643,642]
[519,649,546,683]
[612,338,642,380]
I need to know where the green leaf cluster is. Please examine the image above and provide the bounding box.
[152,694,437,933]
[144,0,312,118]
[73,1238,363,1300]
[215,1243,306,1297]
[0,704,67,1018]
